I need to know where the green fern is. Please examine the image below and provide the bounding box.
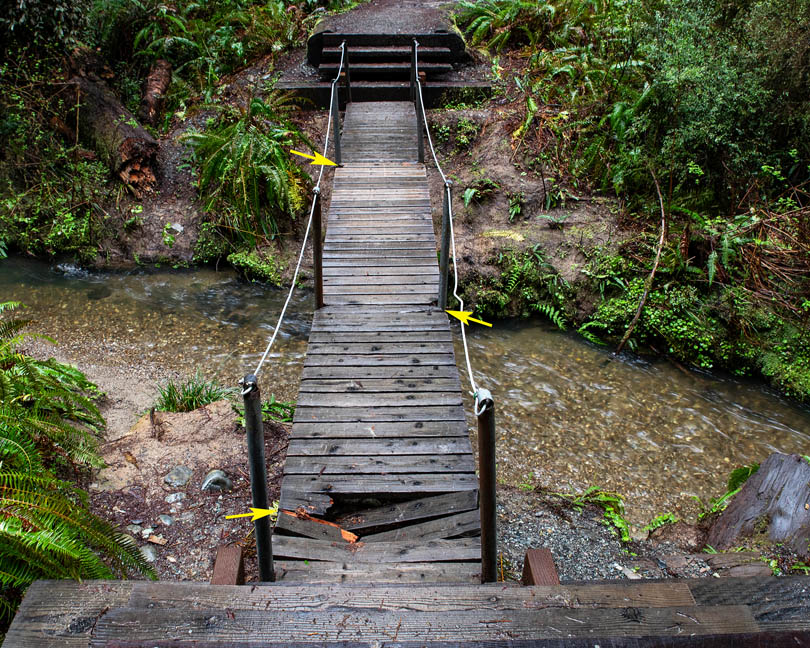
[0,302,156,618]
[577,320,606,345]
[535,302,567,330]
[183,92,310,246]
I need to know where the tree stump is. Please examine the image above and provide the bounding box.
[138,59,171,126]
[706,453,810,558]
[63,76,159,194]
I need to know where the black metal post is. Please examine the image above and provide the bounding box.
[331,85,342,165]
[438,181,452,309]
[313,189,324,310]
[410,40,416,102]
[476,388,496,583]
[343,43,352,104]
[416,91,425,164]
[241,374,274,582]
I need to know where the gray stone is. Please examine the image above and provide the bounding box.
[140,545,158,562]
[125,524,143,535]
[165,492,186,504]
[164,466,193,488]
[178,511,195,523]
[201,469,233,492]
[158,514,174,526]
[131,519,143,525]
[141,527,154,538]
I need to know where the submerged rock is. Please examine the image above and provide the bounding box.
[201,469,233,492]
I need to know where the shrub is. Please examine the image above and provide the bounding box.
[183,93,310,247]
[155,370,234,412]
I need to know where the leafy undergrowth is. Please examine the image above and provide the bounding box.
[447,0,810,402]
[0,301,154,621]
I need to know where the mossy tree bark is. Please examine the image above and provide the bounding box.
[706,453,810,559]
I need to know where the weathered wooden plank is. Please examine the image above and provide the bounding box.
[4,580,134,648]
[363,509,481,542]
[290,420,468,438]
[273,536,480,563]
[307,331,451,343]
[303,354,456,368]
[275,561,480,583]
[321,265,439,275]
[337,491,479,532]
[287,437,472,456]
[296,392,462,407]
[293,405,466,422]
[90,605,760,644]
[277,488,334,515]
[283,453,475,474]
[125,580,698,612]
[323,276,439,286]
[325,295,436,305]
[280,473,478,497]
[323,285,438,296]
[298,377,461,393]
[689,576,810,629]
[307,341,452,354]
[274,511,357,543]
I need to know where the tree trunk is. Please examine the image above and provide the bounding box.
[706,453,810,558]
[63,76,158,195]
[137,59,171,126]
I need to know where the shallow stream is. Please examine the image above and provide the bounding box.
[3,257,809,526]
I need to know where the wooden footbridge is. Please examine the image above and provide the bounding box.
[272,101,482,583]
[6,39,810,648]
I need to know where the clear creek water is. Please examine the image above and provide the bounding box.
[3,257,809,526]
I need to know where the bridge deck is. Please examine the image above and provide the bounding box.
[274,101,480,582]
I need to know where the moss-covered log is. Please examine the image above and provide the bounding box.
[64,76,158,194]
[137,59,171,126]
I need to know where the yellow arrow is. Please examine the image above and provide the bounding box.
[226,507,277,522]
[290,150,338,166]
[446,310,493,327]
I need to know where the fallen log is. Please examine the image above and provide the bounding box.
[137,59,171,126]
[63,76,158,194]
[706,453,810,558]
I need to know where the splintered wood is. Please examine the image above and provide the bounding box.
[275,102,480,583]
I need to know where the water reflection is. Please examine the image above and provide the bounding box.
[3,257,809,525]
[457,320,810,525]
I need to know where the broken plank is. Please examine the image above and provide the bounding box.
[274,511,357,543]
[337,490,479,532]
[272,536,480,563]
[363,509,481,542]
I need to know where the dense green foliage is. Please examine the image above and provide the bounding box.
[184,94,310,247]
[458,0,810,400]
[155,370,234,412]
[0,301,155,617]
[0,0,346,265]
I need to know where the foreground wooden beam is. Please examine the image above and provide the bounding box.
[210,544,244,586]
[522,547,560,586]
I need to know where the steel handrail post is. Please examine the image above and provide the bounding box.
[476,388,496,583]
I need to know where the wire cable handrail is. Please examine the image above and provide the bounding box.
[250,42,347,381]
[412,41,485,415]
